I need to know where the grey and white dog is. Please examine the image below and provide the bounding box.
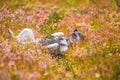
[8,28,84,56]
[41,29,84,56]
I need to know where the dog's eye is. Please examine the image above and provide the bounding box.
[73,33,76,36]
[72,34,77,39]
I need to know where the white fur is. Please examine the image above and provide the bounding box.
[52,32,64,39]
[46,43,59,48]
[60,38,68,46]
[46,38,69,53]
[59,38,69,52]
[8,28,39,44]
[60,46,68,52]
[51,32,69,52]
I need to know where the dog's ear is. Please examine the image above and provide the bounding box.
[73,29,78,32]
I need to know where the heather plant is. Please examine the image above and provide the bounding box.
[0,0,120,80]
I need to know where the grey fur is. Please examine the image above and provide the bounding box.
[41,29,84,56]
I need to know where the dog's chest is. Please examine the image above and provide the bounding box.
[59,46,68,52]
[59,39,68,52]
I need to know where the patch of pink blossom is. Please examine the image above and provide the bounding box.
[23,51,34,63]
[28,72,40,80]
[0,7,50,27]
[39,61,48,70]
[72,48,88,59]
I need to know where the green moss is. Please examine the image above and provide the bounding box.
[91,22,101,29]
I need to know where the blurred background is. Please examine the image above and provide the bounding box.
[0,0,120,9]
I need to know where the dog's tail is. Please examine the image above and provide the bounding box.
[8,28,16,39]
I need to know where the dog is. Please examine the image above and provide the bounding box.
[40,32,67,56]
[8,28,84,56]
[40,29,84,56]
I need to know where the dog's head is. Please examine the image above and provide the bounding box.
[70,29,84,42]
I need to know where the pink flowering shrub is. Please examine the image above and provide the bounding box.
[0,0,120,80]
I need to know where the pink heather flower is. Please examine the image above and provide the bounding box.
[78,48,88,58]
[23,52,34,62]
[29,72,40,80]
[72,49,80,57]
[39,62,48,70]
[0,69,11,80]
[8,61,16,69]
[60,67,66,74]
[65,72,72,78]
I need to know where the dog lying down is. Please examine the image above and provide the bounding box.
[41,32,69,56]
[8,28,84,56]
[40,29,84,56]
